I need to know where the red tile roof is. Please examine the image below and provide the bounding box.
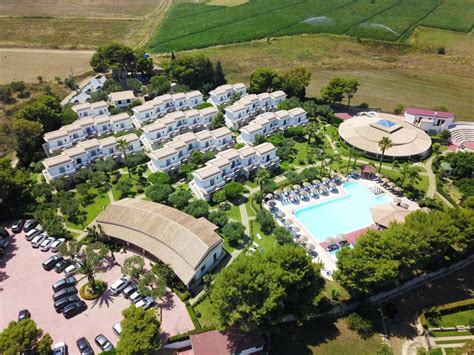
[360,164,376,174]
[191,330,264,355]
[335,112,353,121]
[405,108,454,119]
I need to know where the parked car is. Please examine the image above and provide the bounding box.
[25,228,42,241]
[136,296,155,310]
[23,219,38,232]
[122,284,137,299]
[94,334,114,352]
[52,286,78,302]
[64,263,81,277]
[40,237,56,252]
[338,240,349,247]
[0,237,10,251]
[76,337,94,355]
[12,220,25,234]
[55,259,73,273]
[32,233,48,248]
[50,238,66,252]
[110,277,130,295]
[112,323,121,337]
[52,342,68,355]
[42,254,64,271]
[129,291,144,304]
[63,300,87,319]
[52,276,77,292]
[18,309,31,321]
[327,244,339,252]
[0,227,9,238]
[54,294,80,313]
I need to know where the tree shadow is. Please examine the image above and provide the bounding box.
[90,289,116,309]
[96,256,117,273]
[157,291,175,311]
[0,236,19,287]
[271,316,341,355]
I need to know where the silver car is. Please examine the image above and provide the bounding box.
[50,238,65,252]
[40,237,56,252]
[64,263,81,277]
[31,233,47,248]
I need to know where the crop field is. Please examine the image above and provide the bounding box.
[0,0,169,48]
[165,33,473,120]
[149,0,474,52]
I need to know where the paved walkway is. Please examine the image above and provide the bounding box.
[424,156,436,198]
[107,189,115,203]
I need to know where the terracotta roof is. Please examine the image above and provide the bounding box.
[255,142,276,155]
[43,154,72,168]
[150,147,177,160]
[119,133,139,143]
[44,130,69,140]
[270,90,286,98]
[133,103,154,113]
[335,112,353,121]
[94,199,222,286]
[226,103,246,113]
[218,148,240,161]
[94,115,111,124]
[211,127,231,138]
[208,157,231,168]
[72,103,90,111]
[405,108,454,118]
[237,146,256,158]
[288,107,306,116]
[199,106,218,116]
[78,138,100,149]
[195,130,213,140]
[191,329,264,355]
[109,90,134,102]
[100,136,117,147]
[193,165,222,180]
[186,90,202,98]
[143,121,165,132]
[241,123,262,134]
[65,146,86,157]
[90,101,108,109]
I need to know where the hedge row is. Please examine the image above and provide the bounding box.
[166,325,217,344]
[420,298,474,329]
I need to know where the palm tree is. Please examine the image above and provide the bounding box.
[407,166,421,185]
[400,162,410,185]
[377,137,393,173]
[325,155,334,177]
[346,148,354,172]
[304,122,319,144]
[78,243,108,291]
[332,154,341,175]
[256,169,270,206]
[117,138,131,178]
[316,149,326,176]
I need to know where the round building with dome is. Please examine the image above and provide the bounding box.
[338,112,432,160]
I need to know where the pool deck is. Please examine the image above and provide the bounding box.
[269,178,418,278]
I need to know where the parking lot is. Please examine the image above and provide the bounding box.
[0,224,194,352]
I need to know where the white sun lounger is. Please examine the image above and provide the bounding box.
[252,241,259,247]
[249,247,256,252]
[256,233,262,240]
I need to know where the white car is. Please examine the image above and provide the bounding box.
[52,342,67,355]
[112,322,121,337]
[31,233,48,248]
[110,277,130,295]
[50,238,65,253]
[40,237,56,252]
[136,296,155,310]
[129,291,143,304]
[64,263,81,277]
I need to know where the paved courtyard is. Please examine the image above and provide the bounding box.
[0,224,194,352]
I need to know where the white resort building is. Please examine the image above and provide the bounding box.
[404,108,455,134]
[224,90,287,129]
[208,83,247,106]
[147,127,233,173]
[140,107,218,150]
[132,90,204,126]
[239,107,308,144]
[108,90,136,108]
[190,142,279,201]
[43,112,134,153]
[42,133,142,182]
[71,101,109,118]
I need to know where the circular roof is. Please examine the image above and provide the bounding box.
[338,113,432,158]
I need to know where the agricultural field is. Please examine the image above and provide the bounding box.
[149,0,474,52]
[0,0,170,48]
[162,32,474,120]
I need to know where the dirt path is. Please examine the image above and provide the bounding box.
[424,156,436,198]
[0,47,94,55]
[134,0,173,49]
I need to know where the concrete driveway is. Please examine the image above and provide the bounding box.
[0,224,193,352]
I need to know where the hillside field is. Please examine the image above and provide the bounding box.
[0,0,170,48]
[158,30,473,120]
[148,0,474,52]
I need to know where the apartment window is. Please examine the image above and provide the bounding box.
[200,265,206,273]
[178,151,183,157]
[188,144,192,150]
[76,158,82,164]
[58,141,63,146]
[210,179,215,186]
[117,100,122,105]
[102,125,107,131]
[166,159,170,165]
[120,123,125,128]
[248,158,251,165]
[59,167,65,173]
[73,133,78,139]
[109,148,113,154]
[213,252,217,261]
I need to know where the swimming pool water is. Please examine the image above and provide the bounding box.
[294,181,391,243]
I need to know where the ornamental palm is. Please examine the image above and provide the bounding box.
[117,138,131,178]
[256,169,270,206]
[377,137,393,173]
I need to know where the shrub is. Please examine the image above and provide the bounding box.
[79,280,107,300]
[346,313,373,338]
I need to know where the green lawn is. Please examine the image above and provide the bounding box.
[245,199,257,218]
[272,317,386,354]
[193,296,218,328]
[431,330,472,337]
[225,203,241,223]
[429,309,474,328]
[250,220,277,254]
[65,188,110,230]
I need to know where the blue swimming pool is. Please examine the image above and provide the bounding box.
[294,181,391,243]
